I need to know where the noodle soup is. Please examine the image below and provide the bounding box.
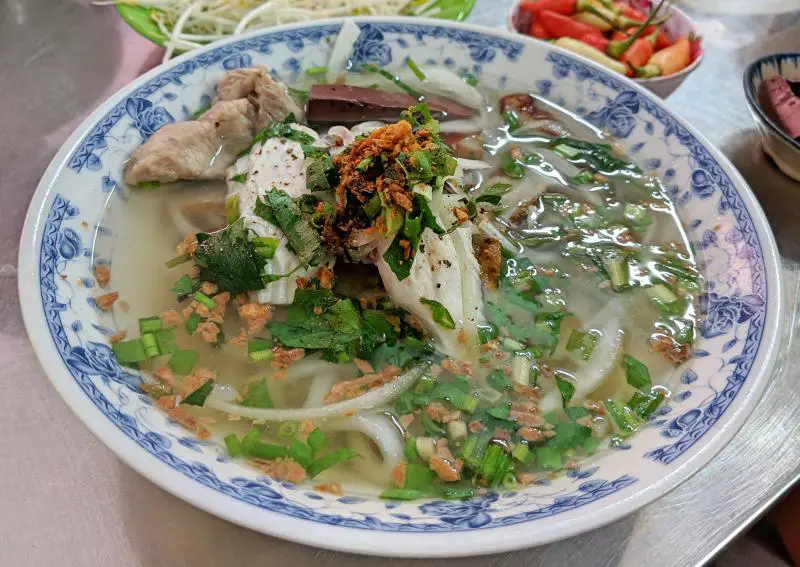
[103,64,699,498]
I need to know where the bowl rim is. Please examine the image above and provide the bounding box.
[17,15,784,557]
[505,0,704,84]
[743,52,800,153]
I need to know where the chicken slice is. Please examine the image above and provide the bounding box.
[124,67,301,185]
[376,225,485,360]
[228,135,331,305]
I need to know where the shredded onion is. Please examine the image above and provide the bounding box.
[206,364,425,421]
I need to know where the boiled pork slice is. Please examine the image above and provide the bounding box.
[124,67,302,185]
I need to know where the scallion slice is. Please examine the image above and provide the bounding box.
[289,440,315,468]
[224,434,243,458]
[193,291,217,310]
[604,399,642,438]
[306,448,359,478]
[248,337,273,362]
[405,57,426,81]
[241,379,273,409]
[536,446,562,470]
[403,463,436,490]
[185,312,201,335]
[305,66,328,76]
[622,354,652,390]
[421,413,446,436]
[181,379,214,406]
[627,388,665,419]
[113,339,148,366]
[139,316,163,334]
[278,421,299,439]
[248,441,289,460]
[141,333,160,359]
[165,253,192,269]
[380,488,424,501]
[308,428,327,452]
[168,349,198,375]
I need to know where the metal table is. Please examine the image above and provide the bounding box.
[0,1,798,565]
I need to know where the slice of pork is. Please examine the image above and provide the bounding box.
[124,67,302,186]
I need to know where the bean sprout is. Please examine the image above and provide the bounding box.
[97,0,423,63]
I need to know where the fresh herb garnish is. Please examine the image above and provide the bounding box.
[255,189,323,266]
[420,298,455,329]
[194,218,267,294]
[182,379,214,406]
[475,183,513,205]
[622,354,652,391]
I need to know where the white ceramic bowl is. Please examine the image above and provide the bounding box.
[507,0,703,98]
[744,52,800,182]
[19,17,781,557]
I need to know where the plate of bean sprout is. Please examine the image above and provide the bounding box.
[103,0,477,62]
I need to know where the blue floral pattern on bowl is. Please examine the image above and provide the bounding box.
[20,19,780,555]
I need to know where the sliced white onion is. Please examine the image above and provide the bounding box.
[327,19,361,82]
[206,364,425,421]
[323,413,404,485]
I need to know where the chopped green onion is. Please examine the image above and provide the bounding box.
[364,193,382,218]
[415,375,438,394]
[487,404,510,420]
[583,437,600,455]
[536,446,563,470]
[172,275,194,299]
[241,428,261,453]
[181,379,214,406]
[289,440,315,468]
[356,156,373,172]
[405,57,426,81]
[305,66,328,76]
[478,323,498,344]
[554,144,581,159]
[502,153,525,179]
[229,173,248,184]
[308,428,328,452]
[604,399,642,438]
[380,488,424,500]
[420,298,456,330]
[191,105,209,119]
[154,327,177,355]
[278,421,299,439]
[249,441,289,460]
[361,63,424,99]
[224,434,243,458]
[461,72,478,87]
[251,236,280,249]
[434,385,478,414]
[511,442,533,465]
[602,252,630,291]
[248,337,273,362]
[487,369,511,392]
[113,339,148,366]
[421,413,447,436]
[138,181,160,190]
[403,463,436,489]
[502,337,524,352]
[462,431,492,469]
[404,436,419,462]
[139,316,163,334]
[168,349,198,375]
[480,443,512,487]
[570,171,596,185]
[165,253,192,269]
[241,379,273,409]
[185,312,201,335]
[627,388,665,419]
[648,284,679,305]
[306,448,359,478]
[503,110,521,132]
[566,329,599,361]
[555,375,575,407]
[141,333,160,359]
[622,354,652,390]
[193,291,217,310]
[441,487,474,499]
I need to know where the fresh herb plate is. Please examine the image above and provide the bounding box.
[19,17,781,557]
[116,0,476,49]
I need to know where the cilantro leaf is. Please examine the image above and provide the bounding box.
[194,219,267,294]
[420,298,455,329]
